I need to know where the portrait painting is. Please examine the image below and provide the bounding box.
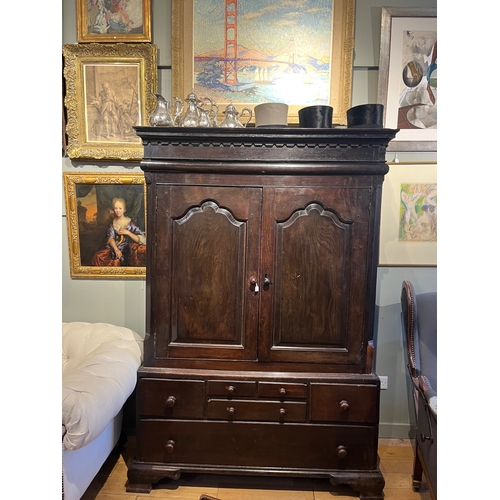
[172,0,355,125]
[77,0,152,42]
[64,172,146,279]
[62,43,157,161]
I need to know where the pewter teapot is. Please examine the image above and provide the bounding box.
[219,103,252,128]
[177,90,202,127]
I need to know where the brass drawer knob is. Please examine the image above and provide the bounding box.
[227,406,236,415]
[337,445,347,459]
[279,407,287,415]
[226,385,235,394]
[165,440,175,453]
[279,387,287,395]
[339,400,350,412]
[166,396,177,408]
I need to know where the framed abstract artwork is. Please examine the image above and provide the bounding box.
[62,43,157,161]
[76,0,152,43]
[377,7,437,151]
[379,163,437,266]
[171,0,355,125]
[63,172,147,279]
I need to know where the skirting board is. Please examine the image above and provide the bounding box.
[379,422,415,440]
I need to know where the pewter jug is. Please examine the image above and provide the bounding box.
[219,104,252,128]
[149,94,174,126]
[197,97,219,127]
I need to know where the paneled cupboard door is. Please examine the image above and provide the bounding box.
[258,187,373,366]
[151,182,373,368]
[153,185,262,361]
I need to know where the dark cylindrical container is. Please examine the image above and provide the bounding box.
[346,104,384,128]
[298,105,333,128]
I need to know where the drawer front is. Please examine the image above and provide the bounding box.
[138,379,205,418]
[207,380,257,397]
[310,383,378,423]
[207,399,307,422]
[257,382,307,399]
[138,419,378,470]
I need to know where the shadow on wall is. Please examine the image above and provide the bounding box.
[374,302,416,437]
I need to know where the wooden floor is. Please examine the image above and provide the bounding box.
[82,435,432,500]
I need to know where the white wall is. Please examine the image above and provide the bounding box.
[62,0,437,438]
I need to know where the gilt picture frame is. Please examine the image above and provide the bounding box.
[62,43,157,161]
[63,172,147,279]
[377,7,437,151]
[171,0,355,125]
[76,0,152,43]
[379,163,437,267]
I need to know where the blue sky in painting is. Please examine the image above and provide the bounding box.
[194,0,332,61]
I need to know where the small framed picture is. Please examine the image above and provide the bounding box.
[377,7,437,151]
[62,42,157,161]
[77,0,152,43]
[63,171,147,279]
[379,163,437,266]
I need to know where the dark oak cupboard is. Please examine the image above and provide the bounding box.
[126,127,397,499]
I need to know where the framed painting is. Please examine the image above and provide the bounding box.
[62,43,157,161]
[171,0,355,126]
[63,172,147,279]
[379,163,437,267]
[76,0,152,43]
[377,7,437,152]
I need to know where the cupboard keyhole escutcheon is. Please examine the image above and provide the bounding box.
[337,445,347,459]
[339,400,350,412]
[165,440,175,453]
[165,396,177,408]
[250,278,259,293]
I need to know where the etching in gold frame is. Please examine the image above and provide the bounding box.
[171,0,354,126]
[63,43,157,161]
[64,172,147,279]
[76,0,152,43]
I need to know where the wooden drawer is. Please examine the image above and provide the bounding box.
[310,383,378,423]
[257,382,307,399]
[138,379,205,418]
[207,399,307,422]
[137,419,378,471]
[207,380,256,397]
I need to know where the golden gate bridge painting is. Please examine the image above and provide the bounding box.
[193,0,333,105]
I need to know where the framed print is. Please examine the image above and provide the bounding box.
[77,0,152,43]
[64,172,147,279]
[62,43,157,161]
[377,7,437,151]
[171,0,355,125]
[379,163,437,266]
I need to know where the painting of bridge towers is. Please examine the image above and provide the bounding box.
[193,0,334,105]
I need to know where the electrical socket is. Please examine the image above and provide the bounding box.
[379,376,388,390]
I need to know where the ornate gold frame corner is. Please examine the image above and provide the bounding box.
[63,171,147,279]
[62,43,157,161]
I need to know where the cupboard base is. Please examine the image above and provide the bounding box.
[126,463,385,499]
